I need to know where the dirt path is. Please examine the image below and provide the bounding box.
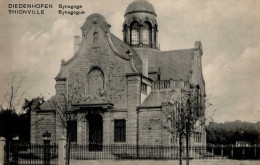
[70,159,260,165]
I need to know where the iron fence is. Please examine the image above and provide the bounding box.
[4,143,260,164]
[68,144,260,160]
[4,142,58,165]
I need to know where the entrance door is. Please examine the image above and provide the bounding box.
[87,114,103,151]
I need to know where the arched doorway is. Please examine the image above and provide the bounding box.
[86,113,103,151]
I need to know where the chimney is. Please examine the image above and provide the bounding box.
[139,53,148,77]
[74,35,81,53]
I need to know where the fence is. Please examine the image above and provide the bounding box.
[68,144,260,160]
[4,142,58,165]
[2,141,260,165]
[205,145,260,160]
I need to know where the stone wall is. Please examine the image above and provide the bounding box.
[138,108,163,145]
[62,26,131,110]
[35,111,56,143]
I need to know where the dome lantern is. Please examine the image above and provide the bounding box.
[123,0,159,49]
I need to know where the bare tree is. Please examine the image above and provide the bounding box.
[162,100,185,165]
[52,93,75,165]
[162,84,209,165]
[0,72,27,113]
[51,71,105,165]
[181,86,205,165]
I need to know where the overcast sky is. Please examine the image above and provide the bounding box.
[0,0,260,123]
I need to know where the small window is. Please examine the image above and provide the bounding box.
[67,120,77,143]
[93,32,99,44]
[114,119,126,142]
[141,83,147,94]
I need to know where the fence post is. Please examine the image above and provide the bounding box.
[0,137,6,165]
[43,138,51,165]
[211,145,214,158]
[254,144,257,159]
[58,136,66,165]
[190,145,193,159]
[242,146,245,159]
[13,137,19,164]
[231,145,233,158]
[221,145,223,158]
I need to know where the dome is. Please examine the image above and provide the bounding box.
[125,0,156,16]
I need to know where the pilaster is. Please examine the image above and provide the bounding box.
[126,74,141,145]
[30,101,39,143]
[151,27,155,48]
[77,119,82,144]
[103,111,112,145]
[127,27,131,44]
[140,25,143,46]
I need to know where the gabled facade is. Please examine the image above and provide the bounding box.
[31,0,206,148]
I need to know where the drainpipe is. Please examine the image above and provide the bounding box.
[137,108,139,158]
[136,74,142,158]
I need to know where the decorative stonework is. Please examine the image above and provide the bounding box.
[81,14,111,39]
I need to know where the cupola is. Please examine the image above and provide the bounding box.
[123,0,159,49]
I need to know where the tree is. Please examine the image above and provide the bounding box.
[0,72,27,113]
[0,72,27,160]
[181,86,205,165]
[0,109,19,141]
[162,84,206,165]
[51,71,96,165]
[206,121,260,145]
[52,93,75,165]
[0,108,20,164]
[162,101,185,165]
[22,97,45,113]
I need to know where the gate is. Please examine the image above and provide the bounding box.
[4,142,58,165]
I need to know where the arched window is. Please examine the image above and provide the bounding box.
[142,22,151,45]
[93,32,99,44]
[130,22,140,45]
[87,68,104,95]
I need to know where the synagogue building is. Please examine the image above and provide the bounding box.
[31,0,206,149]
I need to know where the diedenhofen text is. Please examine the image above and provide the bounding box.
[8,4,53,15]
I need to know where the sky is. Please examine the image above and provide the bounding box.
[0,0,260,123]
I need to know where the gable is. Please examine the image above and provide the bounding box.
[55,14,143,80]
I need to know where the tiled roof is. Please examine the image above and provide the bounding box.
[159,49,194,81]
[141,90,175,107]
[134,48,194,81]
[110,33,143,73]
[39,96,56,110]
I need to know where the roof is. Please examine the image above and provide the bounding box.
[39,96,56,110]
[134,48,195,81]
[141,90,176,107]
[125,0,156,16]
[110,33,143,73]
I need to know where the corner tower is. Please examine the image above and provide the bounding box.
[123,0,159,49]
